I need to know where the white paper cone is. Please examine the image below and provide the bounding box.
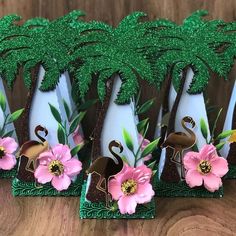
[29,66,81,147]
[154,105,162,138]
[169,68,210,149]
[220,80,236,158]
[101,75,141,167]
[0,77,18,141]
[158,68,210,179]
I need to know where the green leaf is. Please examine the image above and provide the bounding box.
[49,103,62,124]
[7,108,24,123]
[122,128,134,152]
[63,99,70,121]
[70,144,82,157]
[121,155,129,165]
[69,111,86,134]
[136,98,155,115]
[216,130,235,140]
[0,91,6,112]
[2,130,14,138]
[152,170,157,177]
[78,99,98,111]
[215,142,225,151]
[148,161,156,170]
[141,138,159,158]
[137,118,149,134]
[200,118,208,140]
[57,123,66,145]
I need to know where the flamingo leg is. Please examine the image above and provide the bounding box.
[179,151,185,180]
[171,149,186,179]
[96,177,109,206]
[25,159,35,173]
[171,149,181,165]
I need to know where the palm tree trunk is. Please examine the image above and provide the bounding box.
[16,66,39,182]
[86,78,114,202]
[158,73,172,149]
[160,67,189,182]
[227,103,236,165]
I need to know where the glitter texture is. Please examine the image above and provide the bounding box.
[151,10,236,93]
[0,10,235,101]
[71,12,166,104]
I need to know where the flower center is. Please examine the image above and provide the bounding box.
[121,179,137,196]
[48,160,64,176]
[198,160,212,174]
[0,146,5,158]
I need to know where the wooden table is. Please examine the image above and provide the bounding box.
[1,178,236,236]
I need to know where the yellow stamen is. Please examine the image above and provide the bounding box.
[0,146,5,158]
[48,160,64,176]
[121,179,137,196]
[198,160,212,174]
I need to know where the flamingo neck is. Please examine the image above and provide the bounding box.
[182,121,195,138]
[109,146,123,166]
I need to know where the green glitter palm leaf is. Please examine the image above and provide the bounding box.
[152,10,236,93]
[71,12,162,103]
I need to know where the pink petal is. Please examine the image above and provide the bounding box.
[52,144,71,162]
[112,164,129,183]
[203,173,222,192]
[118,195,137,215]
[199,144,216,161]
[183,152,200,170]
[108,179,123,200]
[0,154,16,170]
[51,174,71,191]
[119,168,136,183]
[38,151,55,165]
[34,165,53,184]
[0,137,18,154]
[133,165,152,184]
[185,169,203,188]
[143,154,152,161]
[135,183,154,204]
[63,158,82,176]
[73,127,84,145]
[211,157,228,177]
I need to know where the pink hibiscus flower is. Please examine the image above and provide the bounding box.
[183,144,228,192]
[138,134,152,161]
[72,125,84,146]
[0,137,18,170]
[34,144,82,191]
[108,164,154,214]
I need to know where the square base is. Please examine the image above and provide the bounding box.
[79,182,156,219]
[226,165,236,179]
[12,172,84,196]
[0,168,17,179]
[153,177,223,198]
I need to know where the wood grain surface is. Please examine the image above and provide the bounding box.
[0,0,236,235]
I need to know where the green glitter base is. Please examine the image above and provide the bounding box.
[12,172,84,197]
[79,182,156,219]
[153,176,223,198]
[226,165,236,179]
[0,168,17,179]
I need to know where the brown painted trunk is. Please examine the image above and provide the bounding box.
[86,78,114,202]
[227,103,236,165]
[158,73,172,149]
[160,67,189,182]
[16,66,39,182]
